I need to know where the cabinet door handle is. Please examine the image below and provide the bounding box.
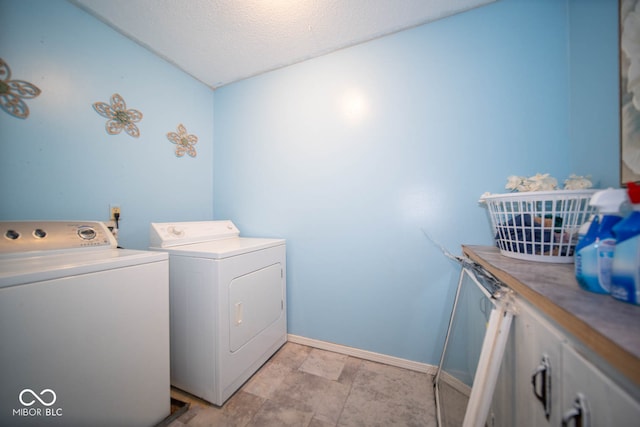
[561,393,590,427]
[531,354,551,419]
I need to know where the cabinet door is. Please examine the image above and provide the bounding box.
[512,301,565,427]
[561,345,640,426]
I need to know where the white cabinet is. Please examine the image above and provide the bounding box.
[512,301,565,426]
[562,345,640,426]
[490,297,640,427]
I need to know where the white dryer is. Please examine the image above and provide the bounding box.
[149,220,287,406]
[0,221,170,427]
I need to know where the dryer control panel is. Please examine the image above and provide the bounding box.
[0,221,117,254]
[149,220,240,248]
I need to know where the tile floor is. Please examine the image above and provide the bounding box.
[166,342,437,427]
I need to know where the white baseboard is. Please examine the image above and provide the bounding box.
[436,369,472,397]
[287,334,438,375]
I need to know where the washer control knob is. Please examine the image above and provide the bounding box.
[33,228,47,239]
[77,227,97,240]
[5,229,20,240]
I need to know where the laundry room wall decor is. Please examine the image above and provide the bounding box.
[167,123,198,157]
[0,58,41,119]
[1,0,214,250]
[93,93,143,138]
[621,0,640,184]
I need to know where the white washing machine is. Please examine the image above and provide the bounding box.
[0,221,170,427]
[149,220,286,406]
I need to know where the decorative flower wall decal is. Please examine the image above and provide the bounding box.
[167,124,198,157]
[93,93,143,137]
[0,58,41,119]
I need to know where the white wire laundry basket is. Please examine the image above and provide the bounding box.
[480,190,597,263]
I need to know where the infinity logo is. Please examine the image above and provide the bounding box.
[19,389,57,407]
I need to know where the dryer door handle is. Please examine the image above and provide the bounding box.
[234,302,243,325]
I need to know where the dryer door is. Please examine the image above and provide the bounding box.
[229,263,284,352]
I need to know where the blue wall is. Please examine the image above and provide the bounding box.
[0,0,214,249]
[0,0,619,365]
[568,0,620,186]
[213,0,619,364]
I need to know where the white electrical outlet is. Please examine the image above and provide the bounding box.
[110,205,121,221]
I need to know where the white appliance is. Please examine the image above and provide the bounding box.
[149,220,286,406]
[0,221,170,427]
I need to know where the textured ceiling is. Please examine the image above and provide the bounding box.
[69,0,495,89]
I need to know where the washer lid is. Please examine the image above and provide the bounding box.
[0,249,168,289]
[149,220,239,248]
[153,237,284,259]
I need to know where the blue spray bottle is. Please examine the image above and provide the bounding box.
[611,183,640,304]
[574,188,626,294]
